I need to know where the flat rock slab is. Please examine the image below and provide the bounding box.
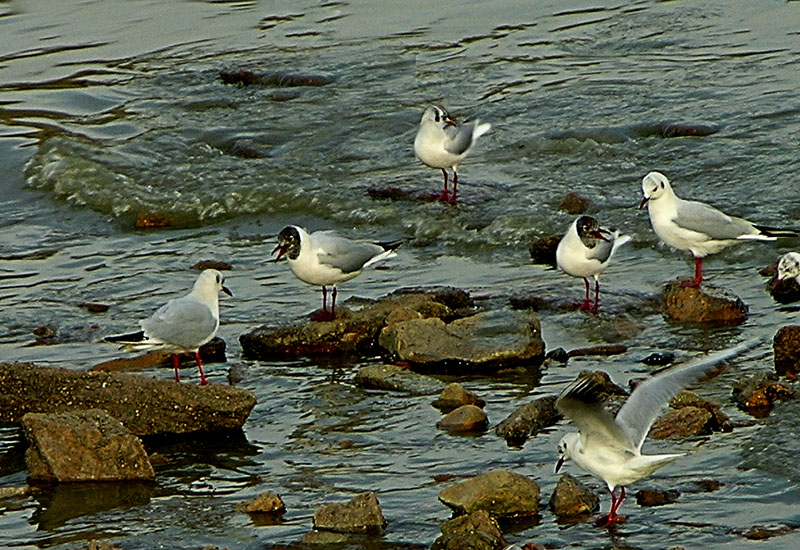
[661,281,748,325]
[353,364,447,395]
[438,470,540,518]
[379,308,544,372]
[0,362,256,436]
[495,396,560,446]
[240,289,465,360]
[22,409,154,482]
[312,491,386,534]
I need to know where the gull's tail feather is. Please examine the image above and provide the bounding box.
[473,121,491,140]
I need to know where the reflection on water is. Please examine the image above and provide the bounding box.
[1,0,800,549]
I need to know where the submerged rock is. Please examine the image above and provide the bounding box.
[312,491,386,534]
[379,308,544,373]
[661,281,748,325]
[495,396,560,446]
[635,489,680,506]
[549,473,599,519]
[773,326,800,377]
[219,69,334,87]
[736,524,797,540]
[438,470,540,519]
[431,510,506,550]
[731,372,797,417]
[432,382,485,412]
[236,490,286,514]
[0,362,256,436]
[353,364,446,395]
[22,409,154,482]
[528,235,560,267]
[558,192,591,214]
[437,405,488,434]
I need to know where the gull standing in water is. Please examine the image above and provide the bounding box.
[640,171,798,287]
[105,269,232,385]
[414,105,491,203]
[272,225,401,320]
[555,339,760,527]
[556,215,631,312]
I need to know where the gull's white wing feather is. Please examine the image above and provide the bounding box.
[617,338,762,452]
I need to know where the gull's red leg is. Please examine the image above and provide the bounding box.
[172,354,181,383]
[194,351,210,385]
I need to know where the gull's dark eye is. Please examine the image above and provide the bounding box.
[434,111,440,122]
[660,181,665,189]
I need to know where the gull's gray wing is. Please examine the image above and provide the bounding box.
[313,231,385,274]
[616,338,762,452]
[556,375,635,453]
[443,121,478,156]
[141,295,218,350]
[586,238,613,262]
[673,199,756,240]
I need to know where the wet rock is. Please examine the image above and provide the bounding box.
[354,364,447,395]
[567,345,627,358]
[544,347,569,365]
[367,185,442,203]
[219,69,334,87]
[731,372,797,417]
[438,470,540,519]
[301,531,353,545]
[192,260,232,271]
[694,479,724,492]
[92,337,227,373]
[641,351,675,366]
[649,407,714,439]
[773,326,800,377]
[0,362,256,436]
[78,302,110,313]
[558,192,591,214]
[735,524,796,540]
[237,490,286,514]
[635,489,680,506]
[669,391,732,432]
[379,308,544,373]
[437,405,488,434]
[528,235,560,267]
[0,485,30,499]
[766,268,800,304]
[548,473,599,518]
[21,409,154,482]
[661,281,748,325]
[312,491,386,534]
[134,214,171,229]
[240,290,458,360]
[87,541,121,550]
[431,510,506,550]
[495,396,560,446]
[432,383,485,412]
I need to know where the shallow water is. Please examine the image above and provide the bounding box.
[1,0,800,548]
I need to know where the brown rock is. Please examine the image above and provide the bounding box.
[134,214,171,229]
[694,479,724,492]
[87,541,121,550]
[78,302,110,313]
[528,235,561,267]
[558,192,591,214]
[438,405,488,433]
[0,362,256,436]
[92,337,227,373]
[354,364,446,395]
[732,372,797,418]
[774,326,800,377]
[635,489,680,506]
[191,260,232,271]
[549,473,599,518]
[768,276,800,304]
[0,485,30,499]
[661,281,748,325]
[312,491,386,534]
[432,382,485,412]
[438,470,540,518]
[431,510,507,550]
[649,406,714,439]
[669,391,732,432]
[237,491,286,514]
[495,396,560,446]
[737,524,796,540]
[22,409,154,482]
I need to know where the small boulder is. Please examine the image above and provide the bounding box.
[495,396,560,446]
[353,364,446,395]
[661,281,748,325]
[669,391,732,432]
[649,407,714,439]
[438,470,540,518]
[732,372,797,418]
[635,489,680,506]
[21,409,154,482]
[773,326,800,377]
[431,510,507,550]
[237,490,286,514]
[549,473,599,518]
[438,405,489,434]
[432,383,485,412]
[528,236,561,267]
[312,491,386,534]
[767,275,800,304]
[558,192,591,214]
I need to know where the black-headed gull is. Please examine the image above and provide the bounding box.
[640,171,798,287]
[556,215,631,313]
[105,269,232,385]
[272,225,401,320]
[413,105,491,203]
[555,339,759,527]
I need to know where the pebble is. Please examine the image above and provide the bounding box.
[432,382,485,412]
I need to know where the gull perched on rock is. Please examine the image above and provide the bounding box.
[105,269,232,385]
[556,215,631,312]
[272,225,401,321]
[414,105,491,203]
[777,252,800,285]
[555,339,759,527]
[640,171,798,287]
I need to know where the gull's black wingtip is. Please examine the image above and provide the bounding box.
[104,330,145,344]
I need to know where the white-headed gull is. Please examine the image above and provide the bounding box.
[777,252,800,285]
[105,269,232,385]
[555,339,759,527]
[556,215,631,312]
[640,171,798,287]
[414,105,491,203]
[272,225,401,320]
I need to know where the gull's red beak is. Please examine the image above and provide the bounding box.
[591,230,610,243]
[555,456,565,474]
[272,243,289,261]
[639,196,650,209]
[444,117,456,127]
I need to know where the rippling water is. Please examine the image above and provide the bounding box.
[2,1,800,548]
